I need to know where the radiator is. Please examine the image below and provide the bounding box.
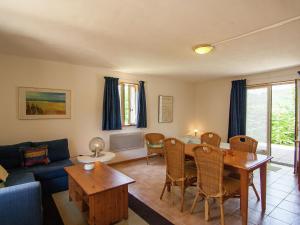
[110,132,145,152]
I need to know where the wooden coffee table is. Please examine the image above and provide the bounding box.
[64,162,135,225]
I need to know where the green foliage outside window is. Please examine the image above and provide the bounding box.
[271,85,295,146]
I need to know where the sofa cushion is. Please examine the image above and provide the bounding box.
[28,159,73,181]
[32,139,70,162]
[0,142,32,169]
[21,145,50,167]
[5,172,35,187]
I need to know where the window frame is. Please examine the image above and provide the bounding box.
[119,81,139,127]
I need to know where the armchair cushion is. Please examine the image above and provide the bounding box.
[5,172,35,187]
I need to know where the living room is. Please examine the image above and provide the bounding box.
[0,1,300,225]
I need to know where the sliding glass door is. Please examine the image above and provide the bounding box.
[271,83,295,166]
[246,87,270,154]
[246,82,296,167]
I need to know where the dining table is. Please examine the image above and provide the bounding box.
[184,143,272,225]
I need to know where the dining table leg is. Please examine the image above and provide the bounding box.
[260,163,267,211]
[239,169,249,225]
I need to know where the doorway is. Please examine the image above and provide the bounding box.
[246,82,296,167]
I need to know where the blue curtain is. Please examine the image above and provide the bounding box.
[227,79,247,141]
[137,81,147,128]
[102,77,122,130]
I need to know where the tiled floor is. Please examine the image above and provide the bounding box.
[271,144,294,166]
[112,157,300,225]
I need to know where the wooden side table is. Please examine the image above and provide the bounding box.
[65,162,135,225]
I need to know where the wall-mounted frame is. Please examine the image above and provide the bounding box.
[18,87,71,120]
[158,95,173,123]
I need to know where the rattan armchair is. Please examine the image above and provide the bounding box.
[229,135,260,201]
[160,138,197,212]
[145,133,165,165]
[190,144,240,225]
[201,132,221,147]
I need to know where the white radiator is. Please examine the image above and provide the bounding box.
[110,132,145,152]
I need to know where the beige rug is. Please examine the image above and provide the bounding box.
[52,191,149,225]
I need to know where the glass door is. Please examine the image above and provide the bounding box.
[271,83,295,166]
[246,82,296,167]
[246,87,270,155]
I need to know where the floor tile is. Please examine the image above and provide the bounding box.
[112,158,300,225]
[269,207,300,224]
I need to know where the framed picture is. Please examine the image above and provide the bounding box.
[158,95,173,123]
[18,87,71,120]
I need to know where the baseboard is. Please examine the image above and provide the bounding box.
[108,156,146,166]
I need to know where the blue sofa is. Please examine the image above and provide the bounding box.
[0,138,73,225]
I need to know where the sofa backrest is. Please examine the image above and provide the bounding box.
[31,138,70,162]
[0,139,70,169]
[0,142,32,169]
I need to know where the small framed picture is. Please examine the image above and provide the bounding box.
[18,87,71,120]
[158,95,173,123]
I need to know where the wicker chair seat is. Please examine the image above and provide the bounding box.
[223,177,240,196]
[185,164,197,180]
[147,143,164,149]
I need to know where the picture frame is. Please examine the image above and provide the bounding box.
[158,95,173,123]
[18,87,71,120]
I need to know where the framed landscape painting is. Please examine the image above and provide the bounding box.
[158,95,173,123]
[18,87,71,119]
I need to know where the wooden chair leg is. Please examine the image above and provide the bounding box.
[160,182,167,200]
[190,191,200,214]
[204,198,210,221]
[219,198,225,225]
[180,184,185,212]
[147,154,149,165]
[167,182,171,192]
[251,183,260,201]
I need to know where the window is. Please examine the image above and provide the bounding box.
[119,82,138,126]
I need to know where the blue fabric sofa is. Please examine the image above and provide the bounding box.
[0,138,73,225]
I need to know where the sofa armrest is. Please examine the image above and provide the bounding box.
[0,182,42,225]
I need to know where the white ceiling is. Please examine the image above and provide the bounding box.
[0,0,300,81]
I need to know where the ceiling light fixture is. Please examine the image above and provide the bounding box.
[193,44,214,55]
[193,15,300,56]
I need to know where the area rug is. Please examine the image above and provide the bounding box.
[42,191,173,225]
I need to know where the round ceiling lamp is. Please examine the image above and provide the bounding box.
[193,44,214,55]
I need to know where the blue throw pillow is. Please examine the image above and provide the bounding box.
[0,142,32,169]
[31,139,70,162]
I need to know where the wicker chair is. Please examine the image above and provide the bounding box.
[160,138,197,212]
[190,144,240,225]
[201,132,221,147]
[145,133,165,165]
[229,135,260,201]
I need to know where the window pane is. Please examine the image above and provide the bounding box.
[124,84,130,125]
[246,87,268,151]
[130,85,137,124]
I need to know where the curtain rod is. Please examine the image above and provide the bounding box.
[246,79,295,88]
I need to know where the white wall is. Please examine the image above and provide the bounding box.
[0,54,196,161]
[195,66,300,142]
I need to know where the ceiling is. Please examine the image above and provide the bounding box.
[0,0,300,81]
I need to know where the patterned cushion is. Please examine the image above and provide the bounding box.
[0,165,9,182]
[148,143,164,148]
[21,145,50,167]
[0,164,8,188]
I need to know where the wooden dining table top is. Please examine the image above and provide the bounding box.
[184,143,272,171]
